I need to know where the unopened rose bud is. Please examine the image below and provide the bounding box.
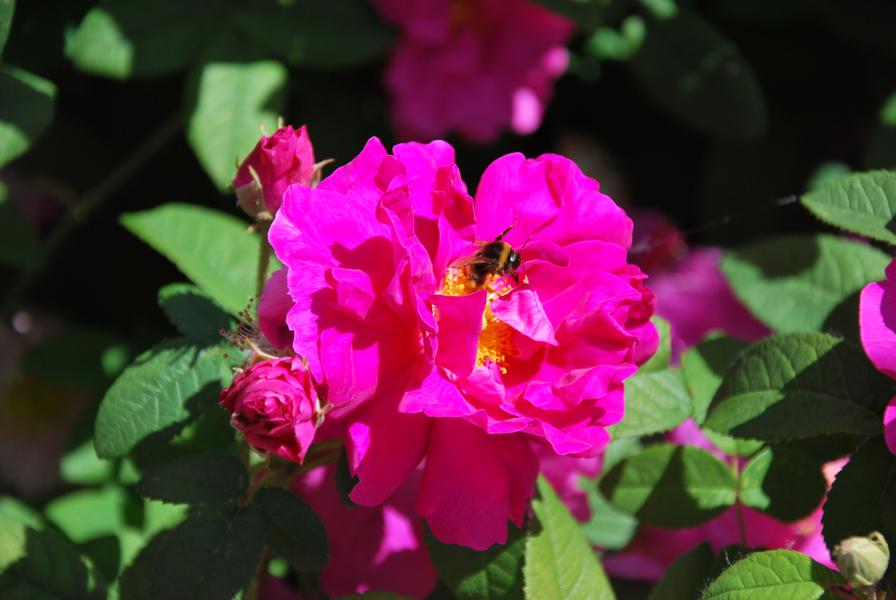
[232,125,315,219]
[833,531,890,587]
[219,356,324,464]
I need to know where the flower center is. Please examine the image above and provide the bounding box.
[439,268,517,374]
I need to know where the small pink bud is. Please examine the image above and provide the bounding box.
[219,356,321,464]
[232,125,315,218]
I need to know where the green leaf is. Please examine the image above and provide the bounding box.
[629,12,766,140]
[121,204,260,316]
[610,369,691,438]
[186,36,287,190]
[600,444,737,527]
[0,180,42,269]
[60,439,115,486]
[235,0,393,68]
[800,170,896,245]
[650,542,713,600]
[701,429,764,459]
[0,496,42,530]
[579,486,638,551]
[152,506,265,600]
[158,283,233,345]
[525,477,616,600]
[427,526,525,600]
[0,64,55,167]
[0,513,105,599]
[704,333,891,441]
[720,234,890,333]
[700,550,845,599]
[0,0,14,58]
[94,340,228,459]
[738,446,826,522]
[44,486,134,545]
[251,487,328,573]
[682,336,749,424]
[137,453,247,505]
[822,436,896,580]
[64,0,226,79]
[639,316,672,373]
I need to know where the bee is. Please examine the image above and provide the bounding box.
[451,225,524,289]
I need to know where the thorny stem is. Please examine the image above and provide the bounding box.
[2,114,184,314]
[256,221,272,299]
[245,548,273,600]
[732,459,748,547]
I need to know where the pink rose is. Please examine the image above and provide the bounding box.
[232,125,315,217]
[266,137,656,549]
[219,356,320,464]
[293,465,437,599]
[859,257,896,454]
[372,0,573,143]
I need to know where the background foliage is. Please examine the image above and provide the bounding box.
[3,0,896,599]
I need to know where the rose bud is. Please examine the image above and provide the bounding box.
[833,531,890,587]
[219,356,321,464]
[232,125,315,219]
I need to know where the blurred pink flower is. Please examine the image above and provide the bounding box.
[293,465,437,599]
[219,356,321,464]
[631,213,768,355]
[859,257,896,454]
[233,125,315,217]
[371,0,573,143]
[266,137,656,548]
[603,419,844,581]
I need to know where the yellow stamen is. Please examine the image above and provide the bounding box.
[438,268,517,373]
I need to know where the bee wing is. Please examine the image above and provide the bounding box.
[447,253,482,270]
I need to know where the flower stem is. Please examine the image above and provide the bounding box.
[256,221,272,299]
[2,114,184,314]
[732,459,748,547]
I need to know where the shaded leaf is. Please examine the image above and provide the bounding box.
[720,234,890,333]
[704,333,891,441]
[65,0,226,79]
[137,453,247,505]
[738,446,826,522]
[251,487,328,573]
[121,204,260,316]
[0,180,42,269]
[158,283,233,345]
[235,0,392,68]
[0,0,13,58]
[650,542,713,600]
[600,444,737,527]
[822,435,896,587]
[0,64,55,167]
[427,525,525,600]
[525,477,616,600]
[94,340,228,459]
[152,506,265,600]
[0,513,105,599]
[629,12,766,140]
[60,439,114,486]
[681,336,748,424]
